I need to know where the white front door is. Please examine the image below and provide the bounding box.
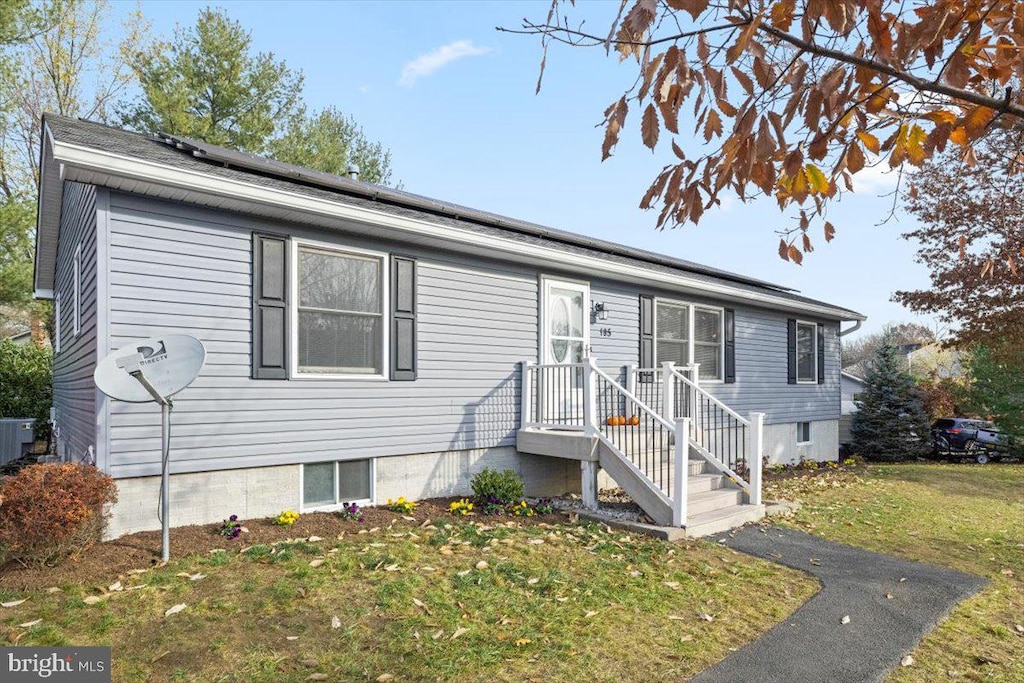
[541,278,589,425]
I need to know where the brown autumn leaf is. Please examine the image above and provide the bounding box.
[517,0,1024,263]
[703,108,723,141]
[787,245,804,265]
[824,221,836,242]
[641,103,659,150]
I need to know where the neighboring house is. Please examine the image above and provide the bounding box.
[839,371,867,446]
[34,115,865,538]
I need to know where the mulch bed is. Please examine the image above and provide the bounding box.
[0,498,570,592]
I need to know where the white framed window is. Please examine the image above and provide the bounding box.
[797,421,812,444]
[292,241,387,378]
[654,299,724,381]
[300,459,374,511]
[796,321,818,383]
[53,293,62,353]
[72,243,81,337]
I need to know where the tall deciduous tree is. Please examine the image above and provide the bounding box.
[850,337,932,460]
[120,7,303,154]
[0,0,143,316]
[893,124,1024,352]
[505,1,1024,262]
[841,321,936,369]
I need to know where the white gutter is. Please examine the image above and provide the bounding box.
[838,320,863,336]
[50,138,866,322]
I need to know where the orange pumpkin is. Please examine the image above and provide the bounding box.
[628,415,640,426]
[606,416,617,426]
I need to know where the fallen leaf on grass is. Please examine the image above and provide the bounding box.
[376,675,395,683]
[432,629,444,640]
[1015,624,1024,634]
[1000,568,1014,577]
[45,587,61,594]
[699,613,714,622]
[667,616,686,621]
[309,559,325,568]
[515,637,531,647]
[841,615,851,625]
[664,581,680,590]
[1,599,27,608]
[82,596,102,605]
[108,581,123,592]
[307,675,329,682]
[528,539,545,545]
[584,610,597,618]
[164,604,186,617]
[475,561,489,570]
[384,563,401,572]
[18,619,41,628]
[527,578,539,585]
[680,634,694,642]
[412,597,432,615]
[307,536,323,542]
[331,616,341,629]
[286,636,299,641]
[901,656,914,667]
[451,626,470,640]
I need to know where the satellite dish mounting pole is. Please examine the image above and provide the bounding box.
[96,335,204,565]
[116,353,173,563]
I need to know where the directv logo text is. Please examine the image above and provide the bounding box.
[2,648,110,682]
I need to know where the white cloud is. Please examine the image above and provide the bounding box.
[399,40,491,87]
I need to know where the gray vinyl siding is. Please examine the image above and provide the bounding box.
[52,182,98,461]
[101,191,843,477]
[641,286,841,424]
[588,279,639,372]
[104,192,538,478]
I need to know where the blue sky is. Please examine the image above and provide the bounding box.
[109,0,938,340]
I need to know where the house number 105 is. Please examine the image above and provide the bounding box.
[599,328,613,337]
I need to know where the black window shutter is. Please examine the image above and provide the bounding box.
[390,255,417,381]
[639,295,654,378]
[786,318,797,385]
[252,233,289,379]
[817,322,826,384]
[724,308,736,384]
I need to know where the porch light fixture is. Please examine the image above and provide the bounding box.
[592,301,608,321]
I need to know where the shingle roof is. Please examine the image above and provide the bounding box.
[43,114,865,320]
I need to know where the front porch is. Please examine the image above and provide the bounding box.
[516,358,766,537]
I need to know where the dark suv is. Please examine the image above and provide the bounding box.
[931,418,1010,464]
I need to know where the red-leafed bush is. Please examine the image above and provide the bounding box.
[0,463,117,567]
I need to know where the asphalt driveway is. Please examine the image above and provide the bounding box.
[688,525,988,683]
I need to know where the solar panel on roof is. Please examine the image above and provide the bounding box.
[157,131,797,294]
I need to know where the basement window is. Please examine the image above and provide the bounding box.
[301,459,373,510]
[797,422,812,444]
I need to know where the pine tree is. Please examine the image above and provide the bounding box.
[850,338,932,461]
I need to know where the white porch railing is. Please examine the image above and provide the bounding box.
[520,357,763,520]
[665,363,763,505]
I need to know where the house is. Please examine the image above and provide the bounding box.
[34,115,865,538]
[839,370,867,446]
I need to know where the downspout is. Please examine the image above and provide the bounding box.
[838,320,862,337]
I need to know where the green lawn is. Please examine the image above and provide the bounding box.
[0,520,815,682]
[767,463,1024,683]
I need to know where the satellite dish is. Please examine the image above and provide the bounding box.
[95,335,205,403]
[94,334,205,563]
